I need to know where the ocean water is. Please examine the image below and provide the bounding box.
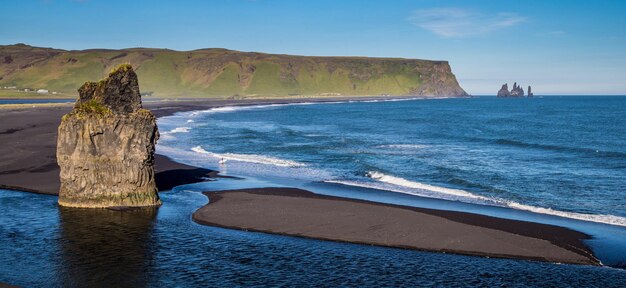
[2,96,626,286]
[158,96,626,227]
[2,187,626,287]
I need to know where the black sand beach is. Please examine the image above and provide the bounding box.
[0,103,216,194]
[0,98,601,266]
[0,96,423,194]
[193,188,599,265]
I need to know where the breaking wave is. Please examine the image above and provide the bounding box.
[191,146,306,167]
[189,103,317,116]
[366,171,490,200]
[169,127,191,133]
[326,171,626,227]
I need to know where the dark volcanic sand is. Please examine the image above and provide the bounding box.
[193,188,599,265]
[0,101,223,194]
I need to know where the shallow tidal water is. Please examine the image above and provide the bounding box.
[1,187,626,287]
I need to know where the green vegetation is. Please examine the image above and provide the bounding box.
[71,99,112,118]
[109,63,133,76]
[0,44,466,98]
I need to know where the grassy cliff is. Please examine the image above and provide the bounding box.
[0,44,467,98]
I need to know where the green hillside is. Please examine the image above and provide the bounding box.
[0,44,468,98]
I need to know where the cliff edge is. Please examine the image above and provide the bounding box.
[0,44,468,98]
[56,64,160,208]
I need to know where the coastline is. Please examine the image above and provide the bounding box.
[0,96,427,194]
[0,96,604,266]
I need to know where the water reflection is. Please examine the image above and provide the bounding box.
[57,207,158,287]
[2,189,626,287]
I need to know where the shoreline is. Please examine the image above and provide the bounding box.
[0,96,431,194]
[193,188,599,265]
[0,96,607,266]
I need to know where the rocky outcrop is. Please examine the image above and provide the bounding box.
[528,85,534,97]
[510,82,524,97]
[409,61,469,97]
[497,84,511,97]
[497,82,532,97]
[57,64,160,208]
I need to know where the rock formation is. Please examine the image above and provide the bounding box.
[528,85,534,97]
[510,82,524,97]
[497,83,511,97]
[57,64,161,208]
[497,82,532,97]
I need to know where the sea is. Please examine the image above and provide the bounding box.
[1,96,626,286]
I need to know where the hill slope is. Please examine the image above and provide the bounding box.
[0,44,468,98]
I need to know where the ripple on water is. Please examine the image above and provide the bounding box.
[1,189,626,287]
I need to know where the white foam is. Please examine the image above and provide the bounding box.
[158,126,191,141]
[187,119,194,123]
[169,127,191,133]
[184,98,432,118]
[191,146,306,167]
[326,171,626,227]
[189,102,317,117]
[505,202,626,228]
[367,171,489,200]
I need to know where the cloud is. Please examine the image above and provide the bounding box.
[408,8,526,38]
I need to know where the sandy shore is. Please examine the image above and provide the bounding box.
[0,98,257,194]
[193,188,599,265]
[0,96,425,194]
[0,96,601,266]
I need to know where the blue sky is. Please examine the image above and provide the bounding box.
[2,0,625,95]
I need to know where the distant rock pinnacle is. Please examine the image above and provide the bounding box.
[497,82,533,98]
[497,83,511,97]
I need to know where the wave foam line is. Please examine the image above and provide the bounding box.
[366,171,488,200]
[169,127,191,133]
[327,171,626,227]
[191,146,306,167]
[186,97,433,117]
[159,126,191,141]
[189,102,317,116]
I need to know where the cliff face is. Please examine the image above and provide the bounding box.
[57,64,160,208]
[0,44,468,98]
[409,61,468,97]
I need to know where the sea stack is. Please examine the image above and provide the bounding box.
[510,82,525,97]
[56,64,161,208]
[497,82,532,97]
[497,83,511,97]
